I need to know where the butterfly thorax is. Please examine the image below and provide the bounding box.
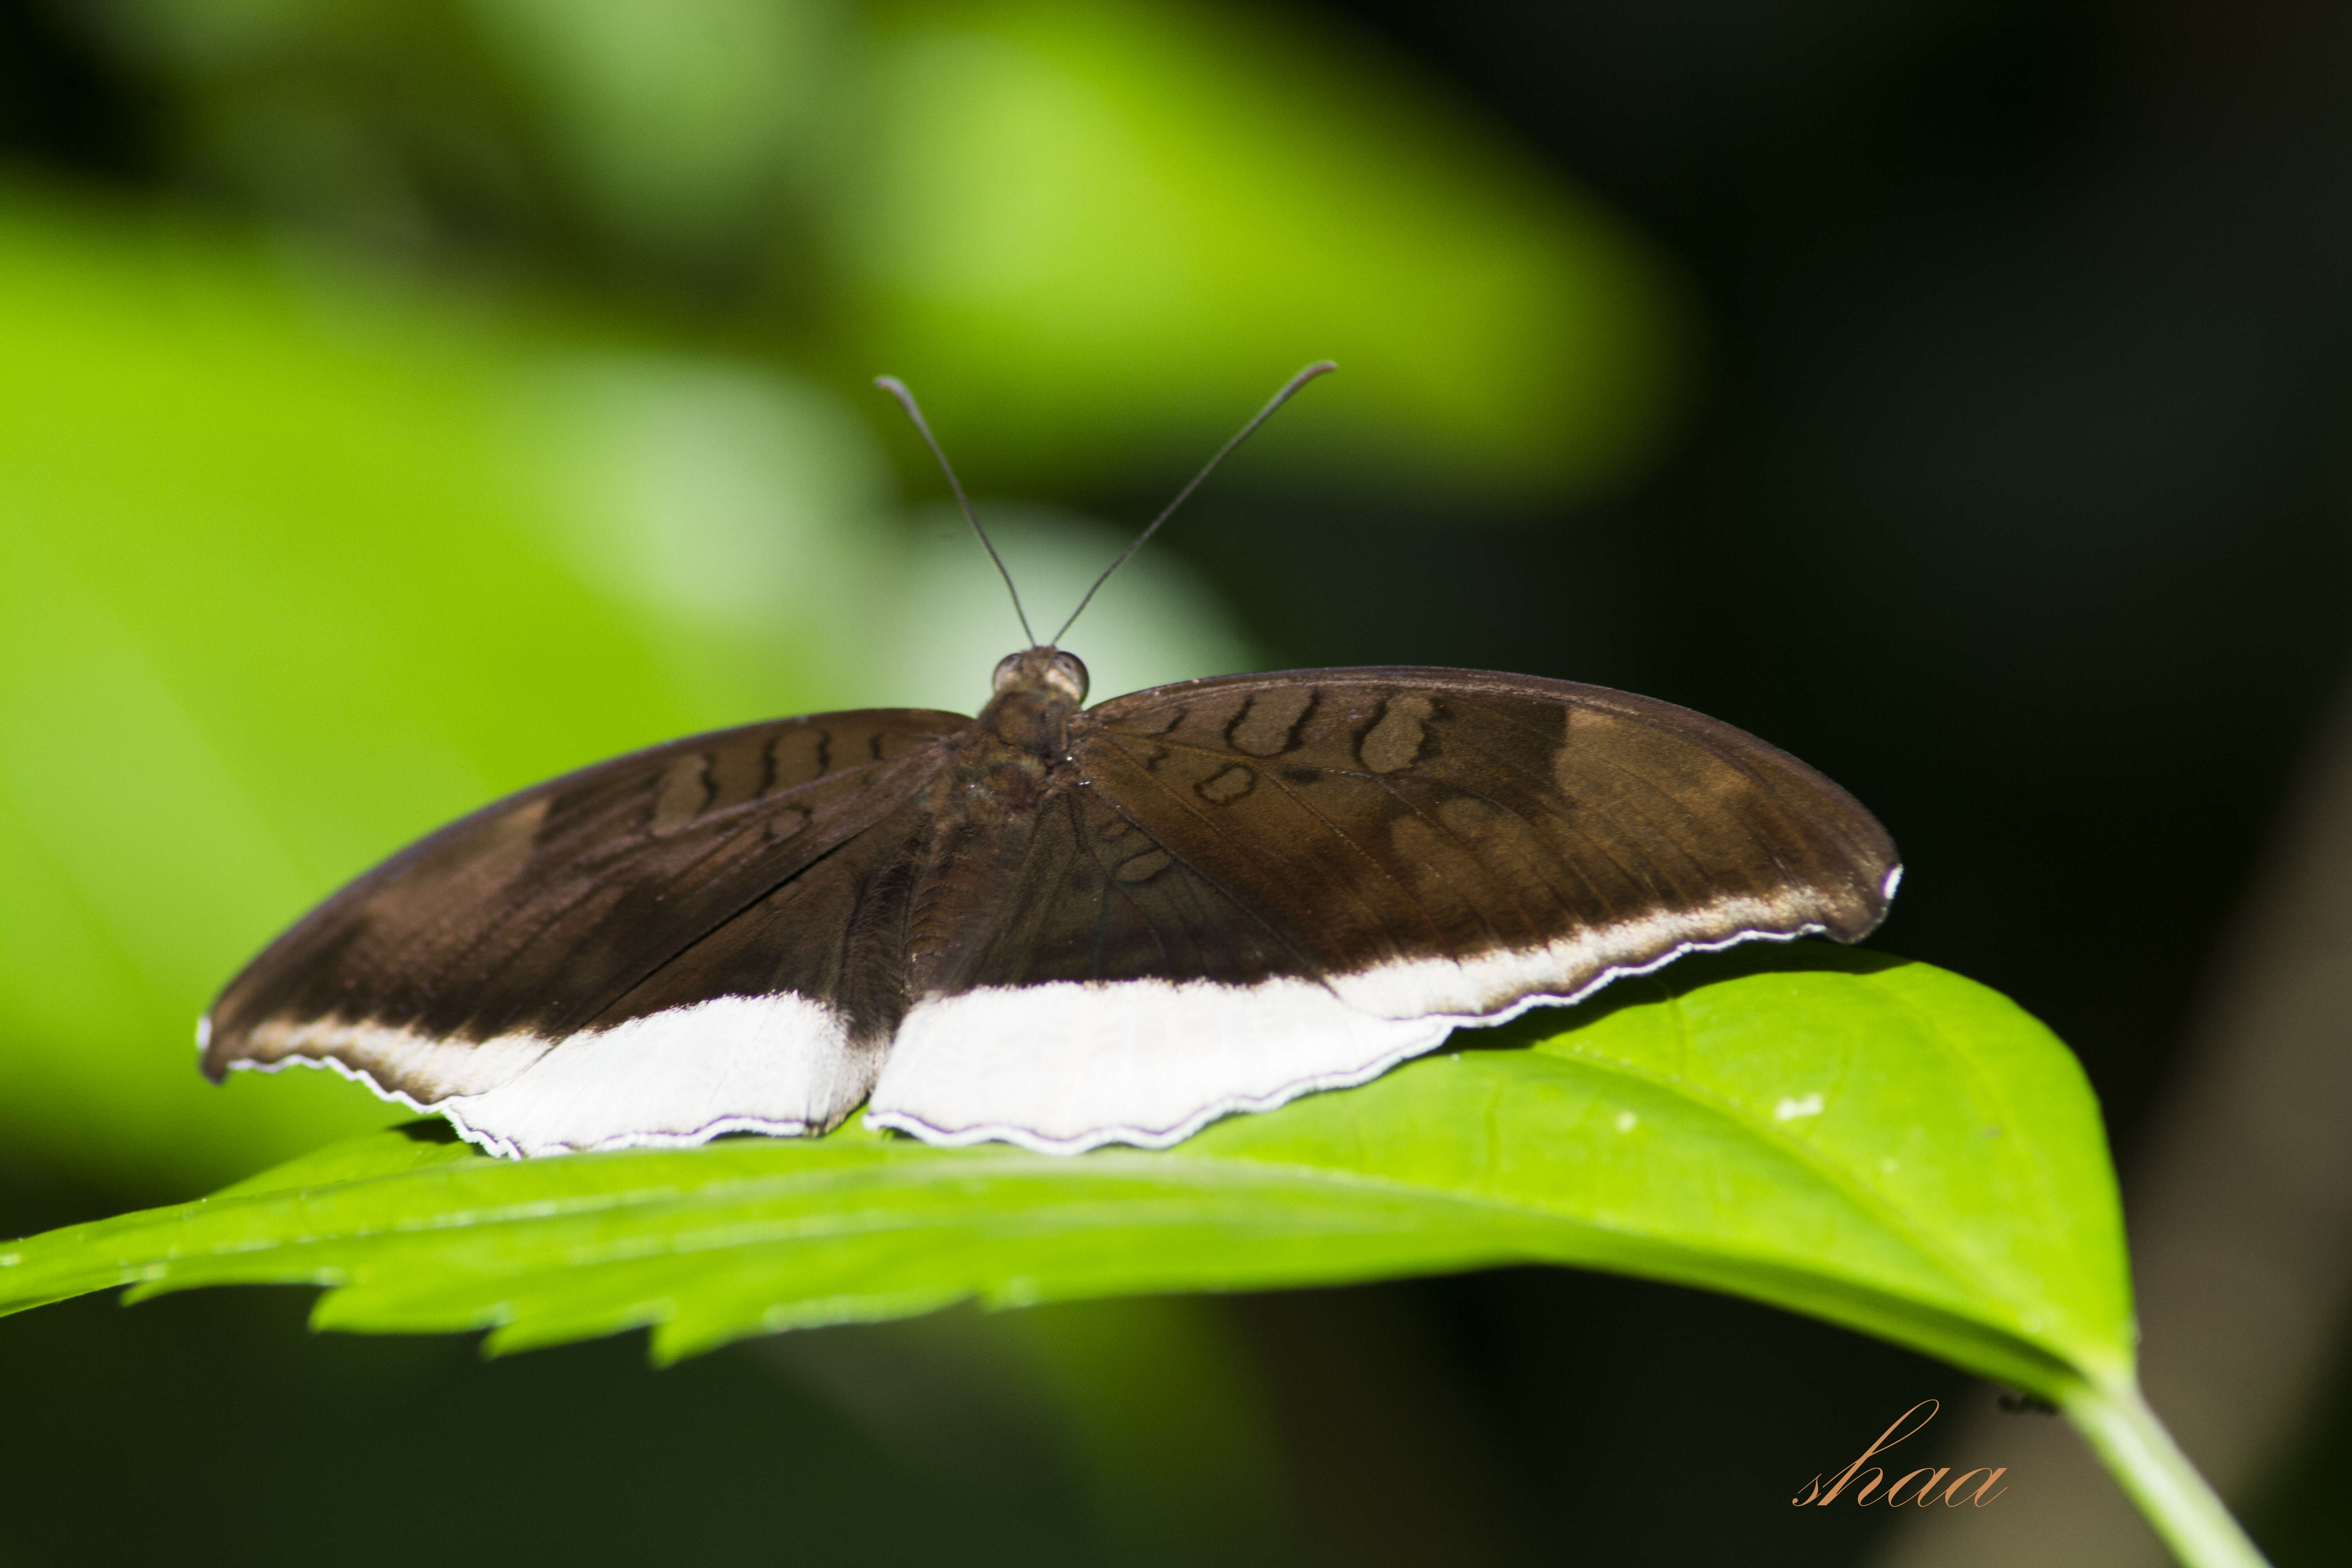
[898,650,1091,1000]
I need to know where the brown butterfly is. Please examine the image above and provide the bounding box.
[200,366,1898,1157]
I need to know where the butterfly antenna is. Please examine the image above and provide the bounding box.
[875,376,1036,646]
[1049,360,1336,647]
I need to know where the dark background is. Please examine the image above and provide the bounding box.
[4,1,2348,1563]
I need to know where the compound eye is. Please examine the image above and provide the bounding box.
[992,652,1026,693]
[1048,651,1090,703]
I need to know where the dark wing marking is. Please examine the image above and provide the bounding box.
[201,708,964,1080]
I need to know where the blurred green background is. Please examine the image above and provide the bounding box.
[4,1,2350,1563]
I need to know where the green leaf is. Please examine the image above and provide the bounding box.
[0,947,2134,1394]
[0,190,863,1191]
[849,0,1687,500]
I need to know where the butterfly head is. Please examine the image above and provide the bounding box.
[993,647,1090,705]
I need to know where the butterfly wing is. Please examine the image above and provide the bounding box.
[202,709,962,1154]
[866,668,1897,1151]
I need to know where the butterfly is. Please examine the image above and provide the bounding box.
[199,365,1899,1158]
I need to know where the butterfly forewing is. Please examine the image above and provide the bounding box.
[201,709,963,1151]
[1085,669,1890,994]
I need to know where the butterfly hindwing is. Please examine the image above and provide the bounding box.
[867,774,1452,1149]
